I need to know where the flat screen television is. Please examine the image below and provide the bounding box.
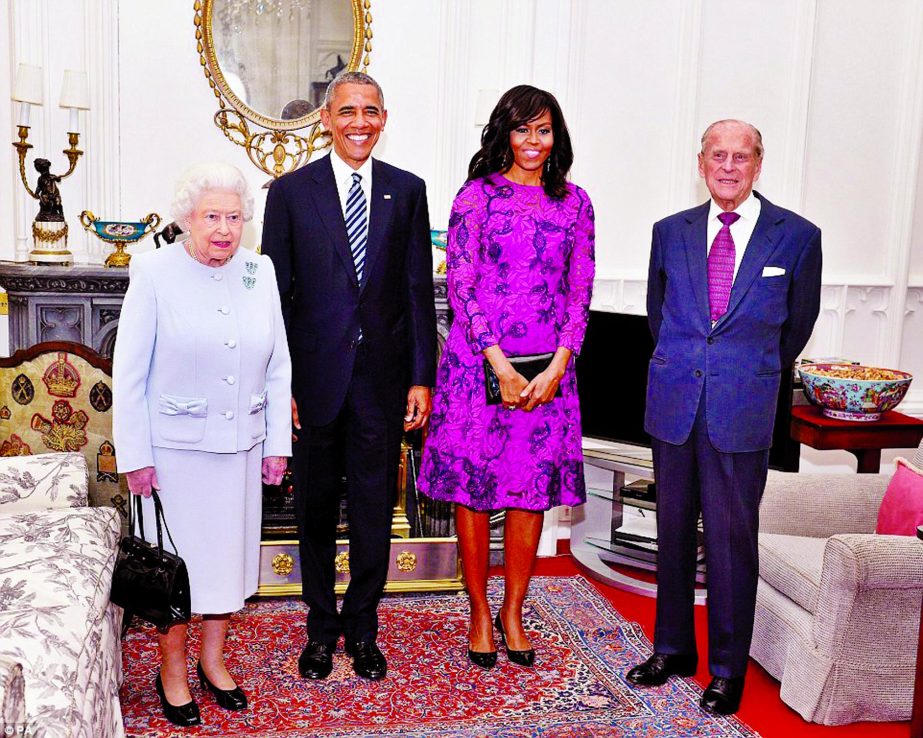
[574,309,799,471]
[576,310,653,448]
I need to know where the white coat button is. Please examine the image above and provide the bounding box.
[225,410,235,420]
[213,273,223,281]
[226,339,237,348]
[219,306,230,315]
[226,375,236,385]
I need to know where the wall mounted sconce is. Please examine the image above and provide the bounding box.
[11,64,90,265]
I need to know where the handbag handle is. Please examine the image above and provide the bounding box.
[128,490,181,561]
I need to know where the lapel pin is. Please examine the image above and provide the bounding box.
[383,194,392,200]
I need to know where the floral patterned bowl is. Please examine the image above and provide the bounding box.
[799,363,913,421]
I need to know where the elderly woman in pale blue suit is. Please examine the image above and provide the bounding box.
[113,162,291,728]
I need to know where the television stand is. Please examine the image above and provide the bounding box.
[571,438,707,603]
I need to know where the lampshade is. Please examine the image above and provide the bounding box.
[12,64,43,105]
[59,70,90,110]
[474,89,499,126]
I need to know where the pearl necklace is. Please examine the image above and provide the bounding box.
[187,243,232,268]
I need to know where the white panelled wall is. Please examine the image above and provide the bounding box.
[4,2,923,447]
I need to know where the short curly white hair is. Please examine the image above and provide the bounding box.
[170,162,254,226]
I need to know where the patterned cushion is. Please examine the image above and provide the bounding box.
[0,506,124,738]
[758,532,826,613]
[0,452,88,513]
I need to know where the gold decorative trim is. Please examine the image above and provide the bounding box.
[194,0,373,178]
[271,552,295,576]
[32,222,69,245]
[334,551,350,574]
[395,551,417,573]
[256,538,464,597]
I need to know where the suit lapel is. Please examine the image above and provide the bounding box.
[682,202,711,328]
[720,192,783,323]
[310,156,359,287]
[361,159,394,291]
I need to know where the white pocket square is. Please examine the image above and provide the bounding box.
[762,266,786,277]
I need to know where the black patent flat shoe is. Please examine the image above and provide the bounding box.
[197,661,247,711]
[494,613,535,667]
[155,673,202,727]
[467,647,498,669]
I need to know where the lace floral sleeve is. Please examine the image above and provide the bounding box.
[559,186,596,353]
[446,180,499,354]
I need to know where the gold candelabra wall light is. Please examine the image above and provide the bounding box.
[11,64,90,265]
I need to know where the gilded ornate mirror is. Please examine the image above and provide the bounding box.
[195,0,372,177]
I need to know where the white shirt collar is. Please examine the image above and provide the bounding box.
[329,150,373,187]
[708,191,759,222]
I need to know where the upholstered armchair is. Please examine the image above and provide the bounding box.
[0,452,124,738]
[751,465,923,725]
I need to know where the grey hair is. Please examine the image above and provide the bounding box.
[700,119,764,159]
[323,71,384,110]
[170,162,254,225]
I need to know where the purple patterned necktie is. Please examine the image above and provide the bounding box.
[707,211,741,322]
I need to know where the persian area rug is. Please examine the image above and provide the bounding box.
[120,576,760,738]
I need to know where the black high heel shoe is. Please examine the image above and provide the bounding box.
[467,647,498,670]
[197,661,248,710]
[494,613,535,667]
[155,673,201,727]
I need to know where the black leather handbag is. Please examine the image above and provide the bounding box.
[110,490,191,635]
[484,352,562,404]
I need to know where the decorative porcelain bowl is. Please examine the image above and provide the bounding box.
[799,363,913,421]
[79,211,161,267]
[430,229,447,274]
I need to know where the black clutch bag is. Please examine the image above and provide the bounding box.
[484,352,562,405]
[110,490,191,635]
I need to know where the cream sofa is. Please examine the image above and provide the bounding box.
[751,468,923,725]
[0,452,124,738]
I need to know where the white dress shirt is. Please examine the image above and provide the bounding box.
[705,192,762,283]
[329,150,373,222]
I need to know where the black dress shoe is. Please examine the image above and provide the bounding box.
[298,641,335,680]
[155,674,202,727]
[197,661,247,711]
[700,675,745,715]
[345,640,387,680]
[626,652,698,686]
[494,614,535,667]
[467,648,498,670]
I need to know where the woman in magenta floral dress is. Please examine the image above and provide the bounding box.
[418,85,595,669]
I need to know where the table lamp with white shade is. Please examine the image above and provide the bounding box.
[11,64,90,265]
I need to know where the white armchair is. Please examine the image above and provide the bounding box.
[751,468,923,725]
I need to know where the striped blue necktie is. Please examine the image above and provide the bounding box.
[345,172,368,282]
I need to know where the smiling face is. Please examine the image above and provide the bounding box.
[320,82,387,169]
[697,121,763,211]
[185,190,244,266]
[505,110,554,185]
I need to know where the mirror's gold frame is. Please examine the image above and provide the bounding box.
[194,0,373,178]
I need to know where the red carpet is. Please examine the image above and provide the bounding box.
[121,576,761,737]
[532,550,909,738]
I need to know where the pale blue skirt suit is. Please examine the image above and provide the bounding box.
[113,244,292,613]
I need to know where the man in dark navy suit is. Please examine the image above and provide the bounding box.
[262,72,436,681]
[628,120,822,715]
